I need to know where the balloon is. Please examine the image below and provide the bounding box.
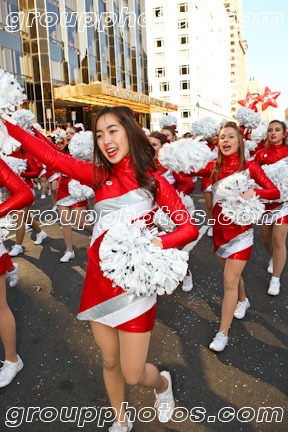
[258,87,281,111]
[238,92,259,112]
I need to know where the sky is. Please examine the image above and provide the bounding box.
[243,0,288,118]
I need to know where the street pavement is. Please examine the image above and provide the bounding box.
[0,184,287,432]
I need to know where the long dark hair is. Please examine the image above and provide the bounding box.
[149,131,167,146]
[93,106,158,200]
[266,120,287,147]
[212,121,246,181]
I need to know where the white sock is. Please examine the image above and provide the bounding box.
[271,276,280,283]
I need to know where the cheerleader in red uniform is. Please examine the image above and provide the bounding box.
[9,149,47,257]
[0,159,34,387]
[149,131,195,292]
[161,126,177,143]
[4,108,199,430]
[32,126,61,210]
[254,120,288,296]
[193,122,279,352]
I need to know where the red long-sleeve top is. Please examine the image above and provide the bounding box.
[11,148,40,189]
[0,159,34,217]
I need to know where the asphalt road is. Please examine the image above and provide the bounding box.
[0,184,287,432]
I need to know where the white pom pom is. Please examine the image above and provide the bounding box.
[251,124,268,143]
[2,155,27,175]
[0,215,13,242]
[142,127,150,136]
[215,171,265,225]
[99,220,188,296]
[159,114,178,129]
[158,137,212,174]
[68,180,94,201]
[0,120,21,156]
[11,109,35,131]
[68,131,94,161]
[74,123,85,131]
[191,117,217,139]
[219,118,229,129]
[262,157,288,203]
[0,69,27,115]
[244,140,258,159]
[236,108,261,130]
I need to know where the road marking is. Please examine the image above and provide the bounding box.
[183,225,209,252]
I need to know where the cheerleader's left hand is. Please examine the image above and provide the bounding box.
[241,190,254,200]
[151,237,163,249]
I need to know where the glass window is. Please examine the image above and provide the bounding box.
[155,67,165,78]
[179,35,189,45]
[179,65,190,75]
[181,109,191,118]
[155,52,165,63]
[180,80,190,90]
[154,38,164,48]
[178,19,188,29]
[179,50,189,62]
[180,95,191,105]
[153,7,163,18]
[178,3,188,13]
[160,82,169,92]
[160,96,170,102]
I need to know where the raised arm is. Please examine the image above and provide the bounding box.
[6,121,97,188]
[154,173,199,249]
[249,162,280,201]
[0,159,34,217]
[32,126,63,151]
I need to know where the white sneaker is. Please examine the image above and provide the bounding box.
[6,263,19,287]
[40,194,46,199]
[60,250,75,263]
[109,420,133,432]
[34,230,48,245]
[154,371,175,423]
[182,270,193,292]
[268,278,280,296]
[0,355,24,388]
[267,258,273,274]
[9,245,23,257]
[207,227,213,237]
[209,331,228,352]
[234,297,250,319]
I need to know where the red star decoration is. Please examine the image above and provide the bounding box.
[258,87,281,111]
[238,92,259,112]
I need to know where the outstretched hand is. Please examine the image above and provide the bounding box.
[151,237,163,249]
[241,190,254,200]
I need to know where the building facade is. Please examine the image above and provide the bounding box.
[145,0,232,134]
[224,0,248,117]
[0,0,173,129]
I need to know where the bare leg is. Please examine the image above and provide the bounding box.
[217,257,247,336]
[0,275,18,362]
[40,176,47,195]
[204,192,213,222]
[15,207,29,245]
[260,224,273,256]
[74,207,93,235]
[58,206,73,251]
[271,224,288,277]
[50,180,58,207]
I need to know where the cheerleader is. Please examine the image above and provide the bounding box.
[8,148,47,257]
[254,120,288,296]
[32,126,61,210]
[149,131,195,292]
[161,126,177,143]
[0,159,34,387]
[193,122,279,351]
[4,108,199,430]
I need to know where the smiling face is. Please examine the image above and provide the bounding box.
[95,113,130,163]
[267,122,285,146]
[207,132,218,145]
[219,127,240,156]
[148,136,162,159]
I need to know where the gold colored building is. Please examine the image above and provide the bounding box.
[224,0,248,117]
[0,0,175,130]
